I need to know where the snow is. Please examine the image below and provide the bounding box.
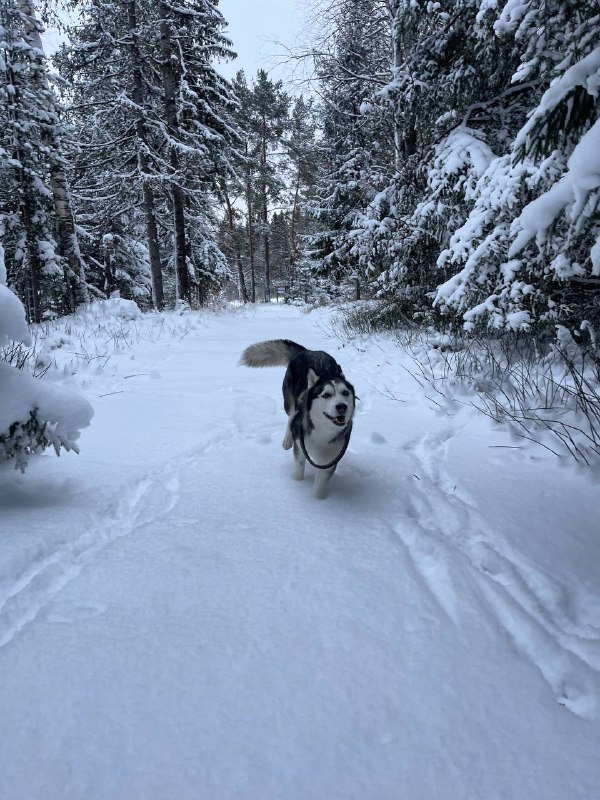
[513,46,600,156]
[509,119,600,259]
[0,360,93,445]
[0,278,93,470]
[0,303,599,799]
[81,296,143,321]
[0,282,31,347]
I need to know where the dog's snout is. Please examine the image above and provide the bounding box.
[336,402,347,414]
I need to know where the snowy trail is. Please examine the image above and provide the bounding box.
[1,304,599,800]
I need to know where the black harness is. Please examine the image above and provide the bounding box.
[298,423,353,470]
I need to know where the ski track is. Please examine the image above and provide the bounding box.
[2,308,599,730]
[0,427,236,650]
[396,424,600,719]
[328,336,600,718]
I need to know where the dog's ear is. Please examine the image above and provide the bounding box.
[307,368,319,388]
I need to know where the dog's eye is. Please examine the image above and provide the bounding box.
[342,390,350,397]
[322,392,332,398]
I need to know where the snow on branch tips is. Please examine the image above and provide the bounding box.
[509,119,600,275]
[0,280,93,472]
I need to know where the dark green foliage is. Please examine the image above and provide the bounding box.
[0,408,66,473]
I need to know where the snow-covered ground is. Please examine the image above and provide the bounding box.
[1,302,599,800]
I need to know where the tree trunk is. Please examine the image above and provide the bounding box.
[390,3,416,164]
[127,0,165,309]
[260,115,270,301]
[49,162,90,306]
[245,159,256,303]
[142,184,164,309]
[19,181,43,323]
[224,190,248,303]
[391,4,403,170]
[288,173,301,292]
[158,7,191,305]
[103,237,117,296]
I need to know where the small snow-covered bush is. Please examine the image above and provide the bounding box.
[80,297,143,322]
[1,409,63,473]
[0,357,94,473]
[0,275,93,472]
[399,326,600,467]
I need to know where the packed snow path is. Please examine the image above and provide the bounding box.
[1,304,599,800]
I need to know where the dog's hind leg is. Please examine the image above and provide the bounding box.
[313,466,336,500]
[292,441,305,481]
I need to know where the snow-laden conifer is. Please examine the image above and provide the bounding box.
[58,0,241,308]
[436,1,600,335]
[307,0,391,301]
[1,0,88,320]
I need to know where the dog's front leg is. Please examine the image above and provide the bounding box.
[313,466,336,499]
[292,441,305,481]
[282,413,294,450]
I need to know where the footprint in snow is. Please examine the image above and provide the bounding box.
[370,431,387,444]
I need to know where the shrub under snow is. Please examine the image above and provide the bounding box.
[0,278,93,472]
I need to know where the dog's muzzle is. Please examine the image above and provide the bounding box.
[324,412,347,427]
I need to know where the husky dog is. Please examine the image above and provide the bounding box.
[240,339,356,499]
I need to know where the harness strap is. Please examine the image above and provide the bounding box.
[298,423,352,470]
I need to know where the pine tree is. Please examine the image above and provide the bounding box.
[229,69,289,302]
[249,69,289,301]
[230,71,258,301]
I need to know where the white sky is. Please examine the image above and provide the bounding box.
[42,0,306,85]
[217,0,303,80]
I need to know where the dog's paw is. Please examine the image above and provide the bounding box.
[282,435,293,450]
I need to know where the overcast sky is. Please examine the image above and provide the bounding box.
[217,0,304,80]
[42,0,306,85]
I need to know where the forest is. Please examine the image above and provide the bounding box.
[1,0,600,463]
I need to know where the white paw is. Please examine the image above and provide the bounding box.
[282,435,293,450]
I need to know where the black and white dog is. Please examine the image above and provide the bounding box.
[240,339,356,499]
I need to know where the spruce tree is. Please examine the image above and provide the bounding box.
[1,0,88,320]
[58,0,240,308]
[307,0,391,301]
[435,0,600,335]
[229,69,289,302]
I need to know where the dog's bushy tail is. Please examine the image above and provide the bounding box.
[240,339,305,368]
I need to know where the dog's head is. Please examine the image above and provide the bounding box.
[305,368,356,432]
